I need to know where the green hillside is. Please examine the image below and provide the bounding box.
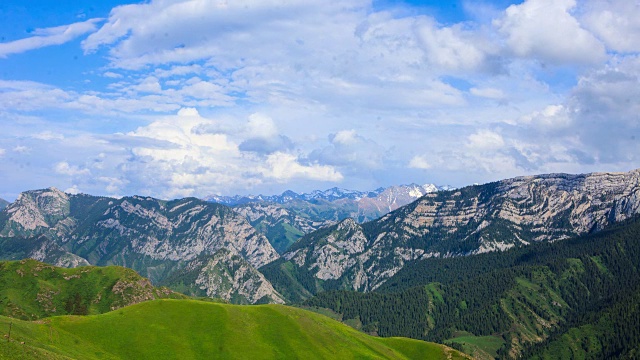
[304,216,640,359]
[0,299,469,360]
[0,259,186,320]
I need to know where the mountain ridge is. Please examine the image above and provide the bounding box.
[265,169,640,298]
[222,183,454,254]
[206,183,452,206]
[0,188,282,303]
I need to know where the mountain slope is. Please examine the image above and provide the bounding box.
[0,299,470,360]
[162,249,285,304]
[270,169,640,296]
[0,259,185,320]
[303,215,640,359]
[0,188,280,303]
[229,183,446,253]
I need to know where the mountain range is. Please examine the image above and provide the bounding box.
[2,169,640,359]
[206,184,451,206]
[210,183,452,253]
[0,198,8,211]
[265,170,640,299]
[0,188,282,304]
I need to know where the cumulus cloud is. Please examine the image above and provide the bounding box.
[31,131,65,141]
[55,162,91,176]
[470,87,506,100]
[64,185,82,195]
[408,155,432,170]
[12,146,31,154]
[262,152,343,182]
[495,0,606,65]
[3,0,640,198]
[245,113,278,139]
[118,108,342,197]
[582,0,640,53]
[467,130,505,150]
[0,18,102,58]
[309,130,387,172]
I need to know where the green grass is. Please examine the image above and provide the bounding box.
[0,259,185,320]
[0,299,468,359]
[446,333,505,360]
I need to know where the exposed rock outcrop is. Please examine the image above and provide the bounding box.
[277,169,640,293]
[0,190,281,304]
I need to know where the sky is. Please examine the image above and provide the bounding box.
[1,0,639,201]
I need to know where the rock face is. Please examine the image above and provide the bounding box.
[164,249,285,304]
[0,188,281,303]
[226,183,448,254]
[275,170,640,294]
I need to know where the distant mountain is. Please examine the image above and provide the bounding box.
[206,184,451,206]
[0,187,280,303]
[0,258,185,320]
[263,169,640,300]
[206,187,380,205]
[0,198,8,211]
[212,183,452,253]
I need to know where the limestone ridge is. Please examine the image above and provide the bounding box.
[164,248,285,304]
[0,188,281,303]
[279,169,640,293]
[224,183,450,254]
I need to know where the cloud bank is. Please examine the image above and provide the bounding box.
[1,0,640,200]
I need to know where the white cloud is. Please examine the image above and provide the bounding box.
[98,177,128,195]
[262,152,343,182]
[31,131,64,141]
[582,0,640,53]
[12,146,31,154]
[518,104,572,130]
[0,18,102,58]
[0,148,5,156]
[3,0,640,197]
[470,87,505,100]
[54,162,91,176]
[103,71,123,78]
[65,185,82,195]
[309,130,387,171]
[245,113,278,139]
[408,155,432,169]
[495,0,606,65]
[415,18,498,72]
[467,130,505,150]
[332,130,358,145]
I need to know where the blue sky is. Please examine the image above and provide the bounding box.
[1,0,639,200]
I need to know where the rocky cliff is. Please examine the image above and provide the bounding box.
[163,249,285,304]
[229,183,446,254]
[0,188,281,303]
[275,170,640,294]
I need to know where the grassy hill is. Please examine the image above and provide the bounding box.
[0,299,469,359]
[0,259,186,320]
